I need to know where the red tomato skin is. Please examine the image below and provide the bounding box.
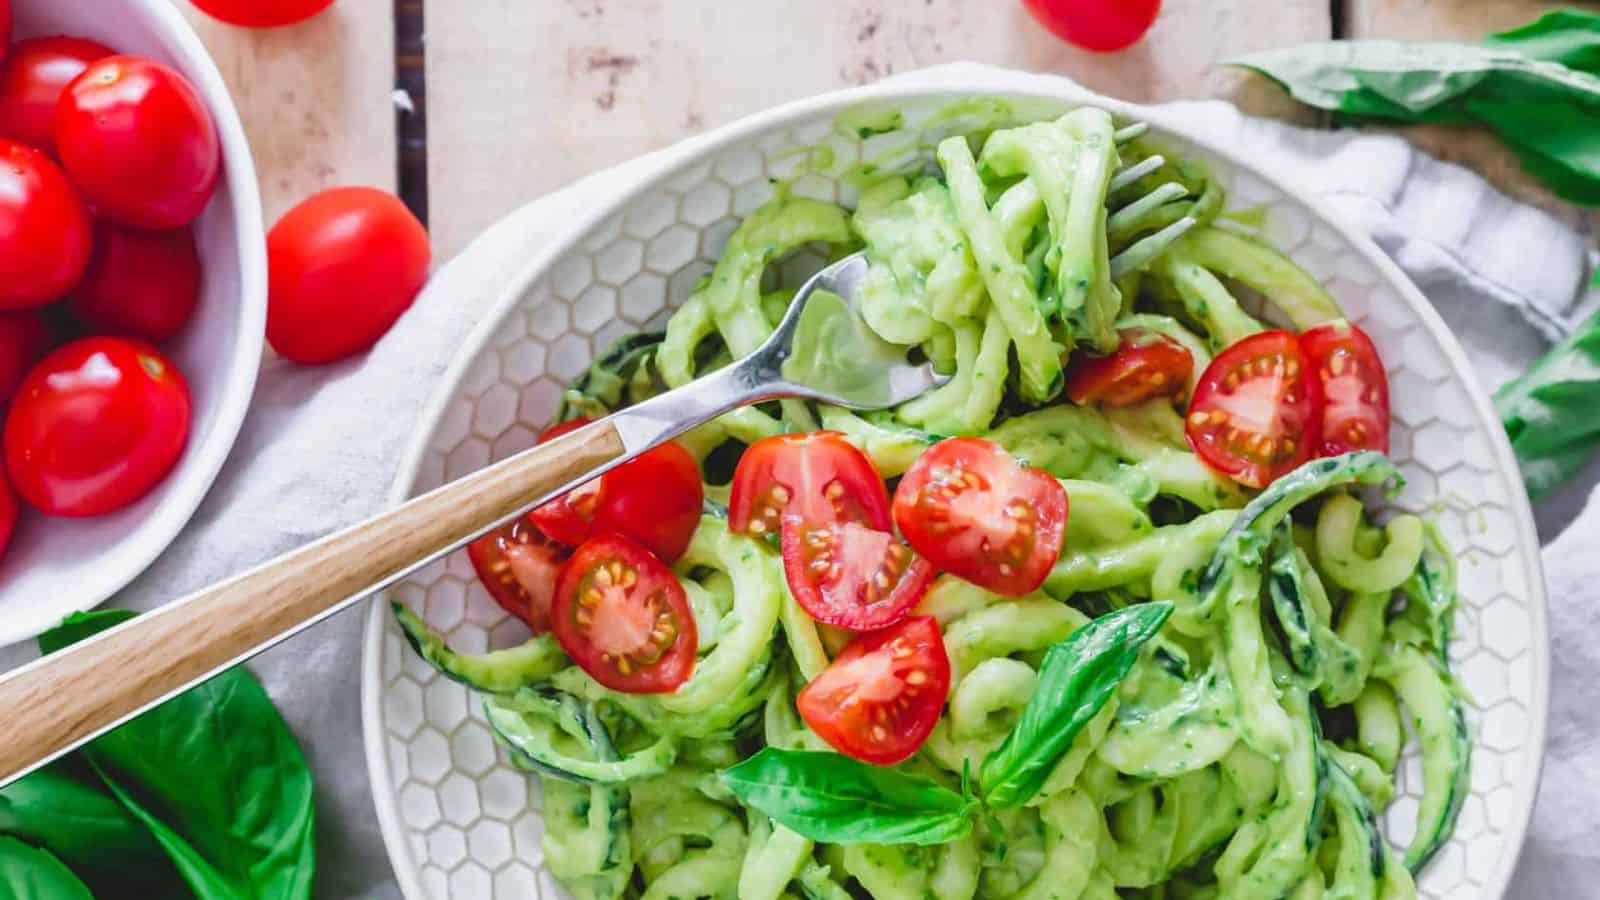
[56,56,221,228]
[0,465,15,558]
[527,419,601,546]
[0,141,92,309]
[728,431,891,536]
[4,336,191,516]
[893,437,1069,597]
[266,187,431,364]
[1065,328,1193,407]
[1185,331,1321,489]
[1299,321,1391,457]
[1023,0,1162,52]
[0,310,53,407]
[466,516,568,632]
[67,222,201,343]
[0,37,114,151]
[590,440,704,563]
[552,533,698,694]
[779,515,935,631]
[797,616,951,765]
[190,0,338,28]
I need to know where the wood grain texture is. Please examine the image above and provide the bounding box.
[1346,0,1598,235]
[423,0,1332,259]
[180,0,397,224]
[0,421,625,787]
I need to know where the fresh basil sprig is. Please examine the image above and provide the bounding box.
[721,602,1174,843]
[720,749,974,845]
[979,602,1173,808]
[1495,307,1600,499]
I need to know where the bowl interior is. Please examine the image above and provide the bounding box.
[364,87,1545,900]
[0,1,264,644]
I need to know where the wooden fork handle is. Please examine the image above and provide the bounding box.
[0,419,626,786]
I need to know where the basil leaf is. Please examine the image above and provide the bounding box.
[39,611,317,900]
[1488,9,1600,73]
[1495,307,1600,499]
[720,749,973,845]
[0,837,93,900]
[980,602,1173,809]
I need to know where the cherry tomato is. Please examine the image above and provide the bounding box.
[56,56,221,228]
[797,616,950,765]
[0,310,52,407]
[1066,328,1193,407]
[4,336,190,516]
[189,0,338,28]
[1185,330,1321,489]
[466,516,569,632]
[67,222,201,343]
[529,418,704,562]
[266,187,430,364]
[1023,0,1162,52]
[0,37,114,151]
[893,438,1069,597]
[552,533,697,694]
[0,141,92,310]
[1299,321,1390,457]
[0,466,15,560]
[0,2,10,61]
[780,515,934,631]
[729,431,890,537]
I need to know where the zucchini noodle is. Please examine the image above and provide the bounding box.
[394,105,1469,900]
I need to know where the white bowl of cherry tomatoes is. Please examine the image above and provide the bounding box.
[0,0,264,644]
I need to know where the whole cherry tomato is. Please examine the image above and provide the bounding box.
[189,0,338,28]
[68,222,201,343]
[0,141,92,310]
[0,310,52,407]
[1023,0,1162,52]
[0,2,10,62]
[266,187,431,364]
[0,36,114,151]
[56,56,221,228]
[4,336,191,516]
[0,465,15,561]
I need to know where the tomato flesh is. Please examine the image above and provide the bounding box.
[797,616,950,765]
[4,336,191,516]
[780,515,934,631]
[530,418,703,562]
[1065,327,1193,407]
[1185,330,1320,489]
[1299,320,1390,457]
[1023,0,1162,52]
[553,534,697,694]
[466,516,569,632]
[0,36,114,152]
[729,432,890,537]
[893,437,1069,597]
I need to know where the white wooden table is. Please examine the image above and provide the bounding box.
[183,0,1589,261]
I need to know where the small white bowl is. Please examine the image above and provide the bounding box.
[0,0,265,645]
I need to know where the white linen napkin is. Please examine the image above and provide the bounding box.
[1,63,1592,899]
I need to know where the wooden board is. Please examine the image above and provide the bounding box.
[180,0,397,225]
[1346,0,1595,233]
[424,0,1331,260]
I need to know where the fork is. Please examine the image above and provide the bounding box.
[0,252,944,788]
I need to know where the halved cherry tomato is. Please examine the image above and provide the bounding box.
[552,533,697,694]
[1299,321,1390,457]
[729,431,890,537]
[56,57,221,229]
[189,0,338,28]
[68,222,202,343]
[780,515,934,631]
[0,310,52,408]
[1185,330,1320,489]
[797,616,950,765]
[530,418,704,562]
[1065,328,1193,407]
[4,336,191,516]
[893,438,1069,597]
[0,140,92,310]
[0,36,114,152]
[1023,0,1162,52]
[466,516,569,632]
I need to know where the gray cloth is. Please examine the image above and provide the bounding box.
[2,64,1594,898]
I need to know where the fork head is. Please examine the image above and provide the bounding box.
[745,252,950,411]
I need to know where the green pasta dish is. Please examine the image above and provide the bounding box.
[394,105,1469,900]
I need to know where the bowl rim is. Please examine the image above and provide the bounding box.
[360,73,1550,900]
[0,0,268,645]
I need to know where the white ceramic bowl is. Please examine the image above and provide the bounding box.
[0,1,265,645]
[362,72,1548,900]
